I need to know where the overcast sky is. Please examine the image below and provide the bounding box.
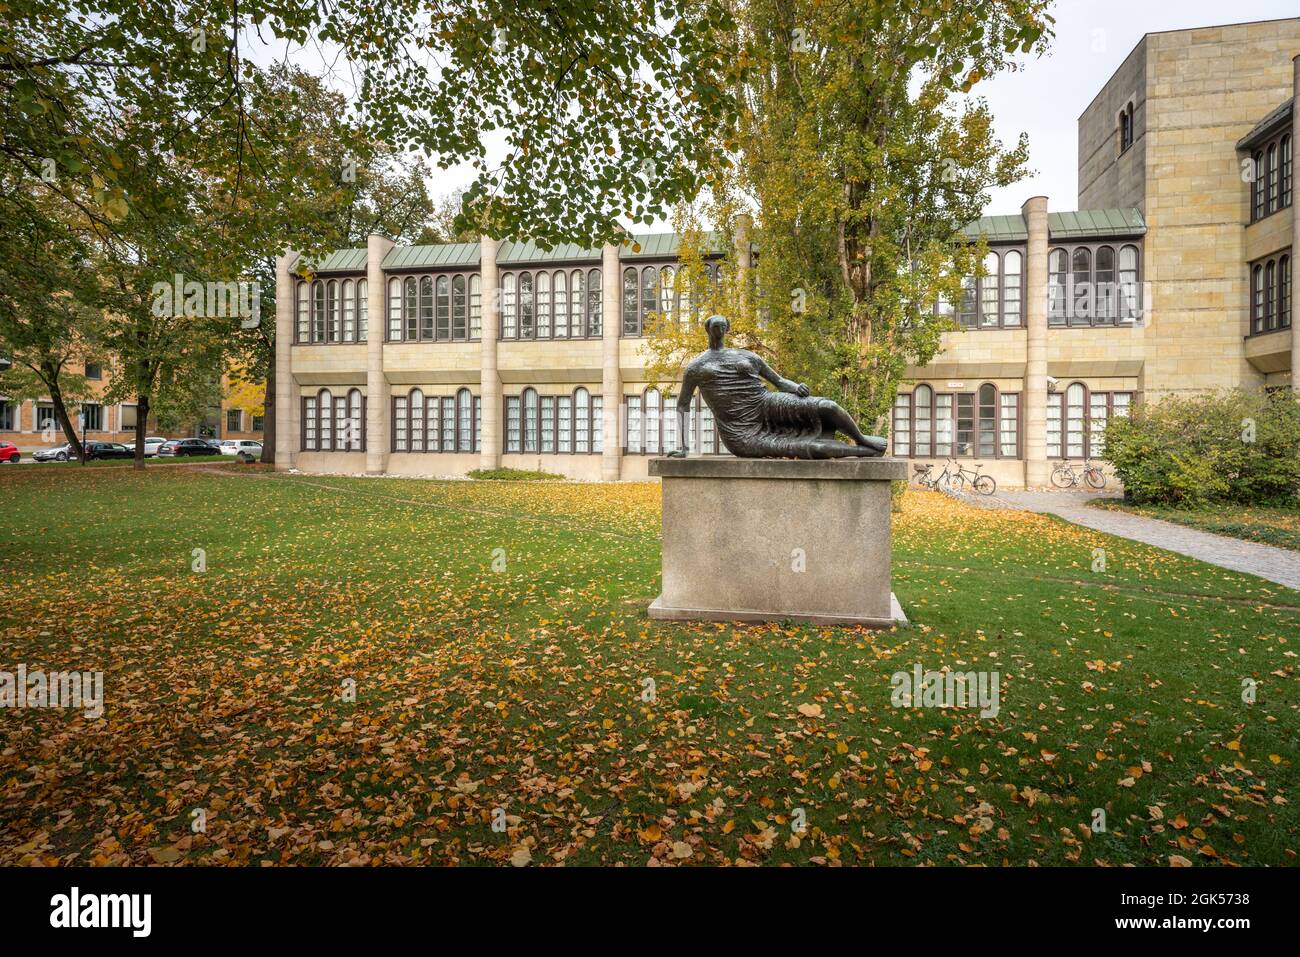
[980,0,1299,213]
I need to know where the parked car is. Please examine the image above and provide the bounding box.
[158,438,215,457]
[123,436,168,457]
[33,443,73,462]
[201,438,224,451]
[219,439,262,460]
[82,442,133,461]
[0,441,20,463]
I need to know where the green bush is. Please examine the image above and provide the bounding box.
[1103,390,1300,506]
[467,467,565,481]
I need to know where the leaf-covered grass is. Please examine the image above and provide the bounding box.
[0,466,1295,867]
[23,453,238,468]
[1091,499,1300,552]
[467,467,566,481]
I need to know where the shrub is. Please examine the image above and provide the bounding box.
[1103,390,1300,506]
[467,467,565,481]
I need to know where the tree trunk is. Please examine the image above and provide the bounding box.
[39,360,84,462]
[134,393,150,470]
[261,360,275,464]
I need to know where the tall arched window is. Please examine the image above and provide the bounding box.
[536,271,551,338]
[347,389,364,450]
[1253,151,1265,220]
[403,277,419,341]
[318,389,333,450]
[957,275,976,328]
[640,267,658,333]
[296,282,309,342]
[553,270,569,338]
[522,387,538,452]
[979,252,999,327]
[1071,248,1091,324]
[419,276,434,340]
[409,388,425,452]
[1064,383,1086,458]
[1265,260,1277,332]
[1002,251,1022,327]
[357,279,368,341]
[435,276,450,340]
[1118,245,1139,320]
[1252,264,1265,334]
[913,384,933,457]
[571,270,585,337]
[518,272,535,339]
[326,280,339,342]
[660,266,677,324]
[622,267,639,335]
[1095,246,1115,323]
[456,388,473,452]
[451,274,466,340]
[644,388,662,454]
[575,387,591,453]
[388,278,402,340]
[1280,255,1292,330]
[502,273,517,338]
[1282,135,1293,208]
[469,274,482,339]
[1266,143,1279,215]
[342,279,355,341]
[1048,249,1068,324]
[587,268,602,336]
[312,280,325,342]
[977,384,997,457]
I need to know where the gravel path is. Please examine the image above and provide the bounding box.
[985,489,1300,592]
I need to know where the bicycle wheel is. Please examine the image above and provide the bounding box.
[974,474,997,496]
[1050,465,1074,489]
[948,472,965,493]
[1084,468,1106,490]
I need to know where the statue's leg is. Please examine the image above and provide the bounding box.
[816,399,887,451]
[806,438,883,458]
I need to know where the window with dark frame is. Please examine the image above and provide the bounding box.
[497,269,602,340]
[892,384,1021,459]
[945,247,1025,329]
[1249,130,1293,223]
[1250,250,1292,335]
[503,387,603,454]
[1047,242,1142,325]
[1045,385,1133,459]
[391,388,478,452]
[295,277,371,344]
[1119,102,1134,153]
[302,388,366,452]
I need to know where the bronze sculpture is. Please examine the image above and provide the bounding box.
[668,315,887,459]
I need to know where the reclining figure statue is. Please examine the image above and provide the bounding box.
[668,315,888,459]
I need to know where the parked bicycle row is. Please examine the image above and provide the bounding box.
[910,458,1109,495]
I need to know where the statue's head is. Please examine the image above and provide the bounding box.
[705,314,729,349]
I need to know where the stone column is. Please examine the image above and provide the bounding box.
[479,236,502,470]
[1022,195,1050,488]
[366,234,394,473]
[601,242,623,481]
[1292,56,1300,399]
[274,250,300,471]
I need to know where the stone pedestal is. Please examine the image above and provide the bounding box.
[648,457,908,628]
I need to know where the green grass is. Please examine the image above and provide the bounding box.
[467,466,566,481]
[1092,499,1300,552]
[0,466,1295,867]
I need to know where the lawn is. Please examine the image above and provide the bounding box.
[1092,500,1300,552]
[0,465,1295,867]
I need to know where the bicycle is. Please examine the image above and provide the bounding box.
[946,458,997,496]
[1050,458,1106,490]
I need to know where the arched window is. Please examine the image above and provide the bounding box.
[1253,151,1265,220]
[347,389,363,450]
[438,393,454,451]
[408,388,425,452]
[570,269,585,337]
[1118,245,1139,320]
[1071,248,1091,324]
[1280,255,1292,330]
[979,252,999,327]
[1094,246,1115,323]
[469,274,482,339]
[518,272,535,339]
[388,278,402,340]
[645,388,662,454]
[403,277,418,341]
[914,384,933,457]
[318,389,333,450]
[536,271,551,339]
[1282,135,1293,209]
[957,274,976,328]
[451,274,466,340]
[640,267,659,333]
[333,388,347,447]
[357,279,368,341]
[553,270,569,338]
[574,387,591,453]
[456,388,473,452]
[522,387,538,452]
[587,268,602,337]
[312,281,325,342]
[435,275,450,340]
[419,276,434,340]
[977,384,997,457]
[1265,260,1276,332]
[1119,103,1133,152]
[502,273,517,338]
[296,282,309,341]
[622,267,639,336]
[1252,264,1265,335]
[660,266,677,323]
[342,279,355,341]
[1266,143,1279,215]
[1064,383,1086,458]
[1002,251,1022,327]
[326,280,339,342]
[1048,248,1068,324]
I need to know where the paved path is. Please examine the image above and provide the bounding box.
[987,489,1300,592]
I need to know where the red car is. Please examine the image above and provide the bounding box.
[0,441,19,464]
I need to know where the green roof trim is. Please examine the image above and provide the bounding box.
[962,208,1146,242]
[306,248,367,272]
[498,239,600,264]
[383,242,480,270]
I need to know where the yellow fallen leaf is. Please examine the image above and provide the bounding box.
[797,703,823,718]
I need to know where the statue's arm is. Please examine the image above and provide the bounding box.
[752,354,810,397]
[669,372,697,457]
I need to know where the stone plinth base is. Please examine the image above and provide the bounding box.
[647,457,909,628]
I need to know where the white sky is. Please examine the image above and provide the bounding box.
[980,0,1299,213]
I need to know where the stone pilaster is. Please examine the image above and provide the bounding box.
[366,234,394,473]
[601,242,623,480]
[479,236,502,470]
[274,250,300,471]
[1022,196,1050,487]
